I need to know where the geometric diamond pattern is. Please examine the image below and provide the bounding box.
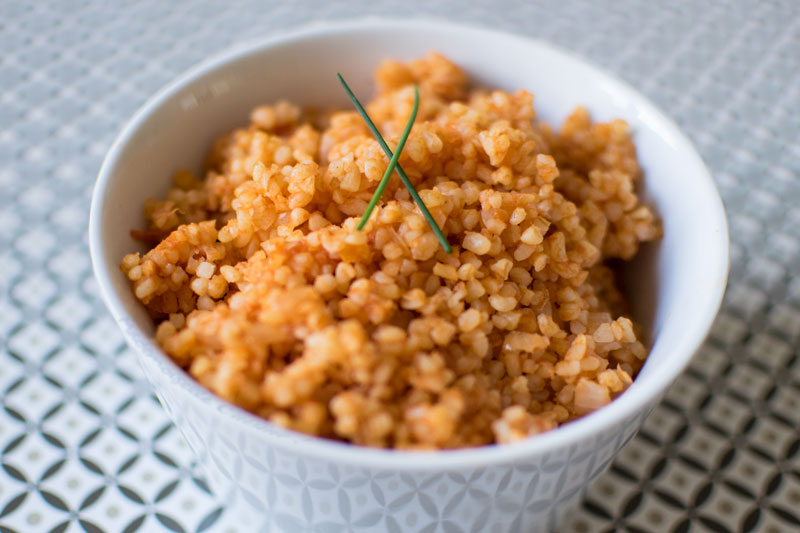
[0,299,24,339]
[10,273,58,312]
[47,247,92,284]
[44,294,95,333]
[2,0,800,532]
[6,322,61,365]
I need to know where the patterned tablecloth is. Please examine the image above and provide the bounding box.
[1,1,799,531]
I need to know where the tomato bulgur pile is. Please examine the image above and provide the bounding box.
[121,53,660,449]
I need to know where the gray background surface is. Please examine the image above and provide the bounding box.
[1,1,799,531]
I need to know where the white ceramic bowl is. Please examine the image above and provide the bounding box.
[89,19,729,532]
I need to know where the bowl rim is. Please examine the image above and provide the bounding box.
[89,17,729,470]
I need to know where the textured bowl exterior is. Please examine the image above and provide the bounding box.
[90,19,728,533]
[136,345,653,532]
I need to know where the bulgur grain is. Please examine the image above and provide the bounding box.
[122,53,659,448]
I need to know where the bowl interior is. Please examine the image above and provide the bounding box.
[91,20,728,460]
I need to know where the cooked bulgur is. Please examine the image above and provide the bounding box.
[121,53,660,449]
